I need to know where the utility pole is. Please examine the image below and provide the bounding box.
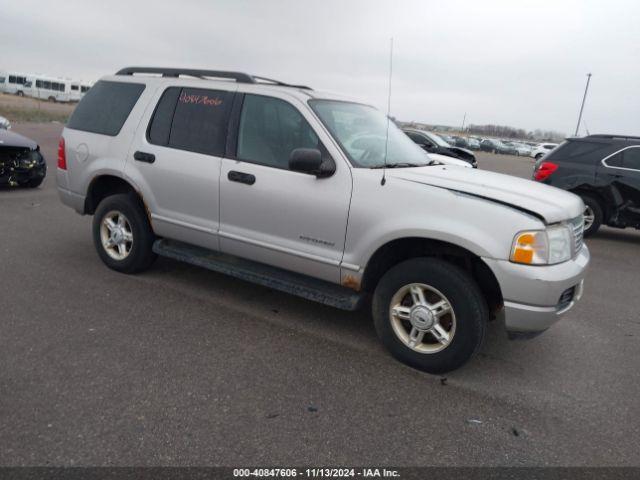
[574,73,592,136]
[461,112,467,132]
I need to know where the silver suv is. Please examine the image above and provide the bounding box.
[57,67,590,373]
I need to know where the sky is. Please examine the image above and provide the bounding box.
[1,0,638,135]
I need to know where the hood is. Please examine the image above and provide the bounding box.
[0,129,37,150]
[428,153,472,168]
[391,165,583,224]
[451,147,474,156]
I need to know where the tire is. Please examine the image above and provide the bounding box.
[372,257,488,374]
[48,96,56,103]
[92,193,157,273]
[16,91,24,97]
[580,194,603,237]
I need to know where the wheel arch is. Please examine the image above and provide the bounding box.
[570,185,612,221]
[360,237,503,316]
[84,175,150,224]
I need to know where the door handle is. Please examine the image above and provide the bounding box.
[228,170,256,185]
[134,151,155,164]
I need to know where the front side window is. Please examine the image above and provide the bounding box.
[309,100,430,168]
[9,76,16,84]
[237,94,320,169]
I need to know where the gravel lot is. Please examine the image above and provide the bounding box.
[1,123,639,466]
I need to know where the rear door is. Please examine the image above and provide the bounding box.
[126,85,236,251]
[599,145,640,208]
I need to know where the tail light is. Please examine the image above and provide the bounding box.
[534,161,558,181]
[57,137,67,170]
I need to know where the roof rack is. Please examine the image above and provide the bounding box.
[115,67,312,90]
[586,134,640,141]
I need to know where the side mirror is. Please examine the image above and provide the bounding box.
[289,148,334,177]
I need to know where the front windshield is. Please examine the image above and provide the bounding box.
[309,100,432,168]
[426,132,451,147]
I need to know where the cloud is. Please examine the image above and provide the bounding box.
[1,0,638,134]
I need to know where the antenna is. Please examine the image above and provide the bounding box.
[381,37,394,186]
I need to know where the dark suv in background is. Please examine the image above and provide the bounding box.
[534,134,640,236]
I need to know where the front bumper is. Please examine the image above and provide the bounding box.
[483,245,590,337]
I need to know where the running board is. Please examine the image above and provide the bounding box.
[152,239,365,311]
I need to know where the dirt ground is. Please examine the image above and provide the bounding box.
[0,92,75,123]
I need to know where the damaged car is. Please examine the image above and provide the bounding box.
[58,68,589,373]
[534,134,640,236]
[0,129,47,188]
[403,128,477,167]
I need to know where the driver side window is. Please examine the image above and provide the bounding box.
[237,94,320,169]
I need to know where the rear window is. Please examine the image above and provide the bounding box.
[67,80,145,136]
[147,87,233,156]
[546,140,607,163]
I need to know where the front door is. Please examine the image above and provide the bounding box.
[219,93,352,283]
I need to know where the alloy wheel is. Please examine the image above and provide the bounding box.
[389,283,456,354]
[100,210,133,261]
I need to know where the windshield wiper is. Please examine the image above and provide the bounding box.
[370,162,427,169]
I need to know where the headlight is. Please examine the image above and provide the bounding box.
[510,224,573,265]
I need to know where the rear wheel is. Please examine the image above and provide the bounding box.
[372,258,487,374]
[92,193,157,273]
[580,194,603,237]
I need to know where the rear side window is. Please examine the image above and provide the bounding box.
[623,147,640,170]
[547,140,606,162]
[67,80,145,136]
[148,87,233,156]
[606,152,624,167]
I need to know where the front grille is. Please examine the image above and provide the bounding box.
[558,286,576,310]
[569,216,584,253]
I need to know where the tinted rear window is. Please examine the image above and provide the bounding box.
[546,140,607,163]
[148,87,233,156]
[67,80,145,136]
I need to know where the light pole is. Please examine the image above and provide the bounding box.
[461,112,467,132]
[574,73,592,136]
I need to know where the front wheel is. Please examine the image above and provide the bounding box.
[92,193,157,273]
[372,258,488,374]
